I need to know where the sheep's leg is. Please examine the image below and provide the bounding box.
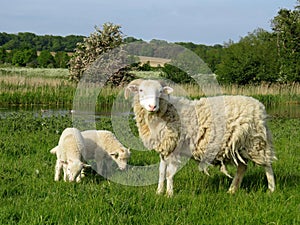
[63,164,68,182]
[265,165,275,192]
[228,163,247,194]
[76,170,83,183]
[165,161,178,197]
[54,159,62,181]
[156,155,167,195]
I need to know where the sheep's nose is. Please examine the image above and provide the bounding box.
[148,104,157,111]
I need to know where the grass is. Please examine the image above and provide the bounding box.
[0,112,299,224]
[0,68,300,109]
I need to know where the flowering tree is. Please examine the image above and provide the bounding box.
[69,23,124,81]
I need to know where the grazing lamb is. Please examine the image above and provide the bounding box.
[81,130,131,175]
[50,127,90,182]
[125,79,276,197]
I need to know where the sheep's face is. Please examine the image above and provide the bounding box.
[66,160,91,182]
[110,148,131,170]
[127,80,173,112]
[67,161,83,182]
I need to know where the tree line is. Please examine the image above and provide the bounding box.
[0,0,299,84]
[0,33,84,68]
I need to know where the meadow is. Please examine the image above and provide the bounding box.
[0,113,299,224]
[0,67,299,224]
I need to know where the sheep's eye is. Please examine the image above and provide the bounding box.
[139,89,143,92]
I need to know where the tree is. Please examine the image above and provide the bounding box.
[54,51,70,68]
[271,1,300,82]
[161,64,195,84]
[11,49,37,67]
[216,29,278,84]
[37,50,55,68]
[69,23,124,81]
[0,48,7,63]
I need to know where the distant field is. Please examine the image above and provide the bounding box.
[138,56,171,67]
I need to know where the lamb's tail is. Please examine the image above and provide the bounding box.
[50,146,59,154]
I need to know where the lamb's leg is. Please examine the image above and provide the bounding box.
[63,164,68,182]
[156,155,167,195]
[228,163,247,194]
[265,165,275,192]
[54,159,62,181]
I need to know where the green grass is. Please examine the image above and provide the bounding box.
[0,113,299,224]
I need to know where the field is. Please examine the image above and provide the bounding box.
[0,113,299,224]
[0,67,299,224]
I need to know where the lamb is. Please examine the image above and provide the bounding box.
[81,130,131,175]
[125,79,277,197]
[50,129,131,181]
[50,127,90,182]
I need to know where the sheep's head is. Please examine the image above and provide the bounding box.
[125,79,173,112]
[65,159,91,182]
[110,148,131,170]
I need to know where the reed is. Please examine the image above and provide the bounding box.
[0,68,299,107]
[178,82,300,107]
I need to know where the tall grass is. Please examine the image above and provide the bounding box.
[0,112,299,224]
[0,68,299,108]
[0,67,69,79]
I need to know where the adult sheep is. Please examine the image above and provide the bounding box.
[125,79,276,197]
[81,130,131,175]
[50,127,90,182]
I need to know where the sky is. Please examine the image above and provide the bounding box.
[0,0,297,45]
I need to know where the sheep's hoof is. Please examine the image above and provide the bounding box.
[156,189,164,195]
[165,191,173,198]
[227,188,237,194]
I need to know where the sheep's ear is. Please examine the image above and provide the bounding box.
[50,146,59,154]
[163,86,173,94]
[124,85,138,99]
[110,152,119,158]
[124,79,144,99]
[61,160,68,165]
[82,163,91,168]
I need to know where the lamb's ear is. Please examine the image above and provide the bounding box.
[61,160,68,165]
[163,86,173,94]
[110,152,119,158]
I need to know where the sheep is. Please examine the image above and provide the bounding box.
[50,127,90,182]
[50,130,130,180]
[125,79,276,197]
[81,130,131,175]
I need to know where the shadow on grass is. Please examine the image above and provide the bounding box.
[207,168,300,193]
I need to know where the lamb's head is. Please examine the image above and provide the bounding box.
[65,159,91,182]
[125,79,173,112]
[110,148,131,170]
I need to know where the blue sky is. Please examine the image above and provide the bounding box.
[0,0,296,45]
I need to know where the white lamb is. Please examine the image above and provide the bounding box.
[81,130,131,175]
[50,127,90,182]
[125,79,277,197]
